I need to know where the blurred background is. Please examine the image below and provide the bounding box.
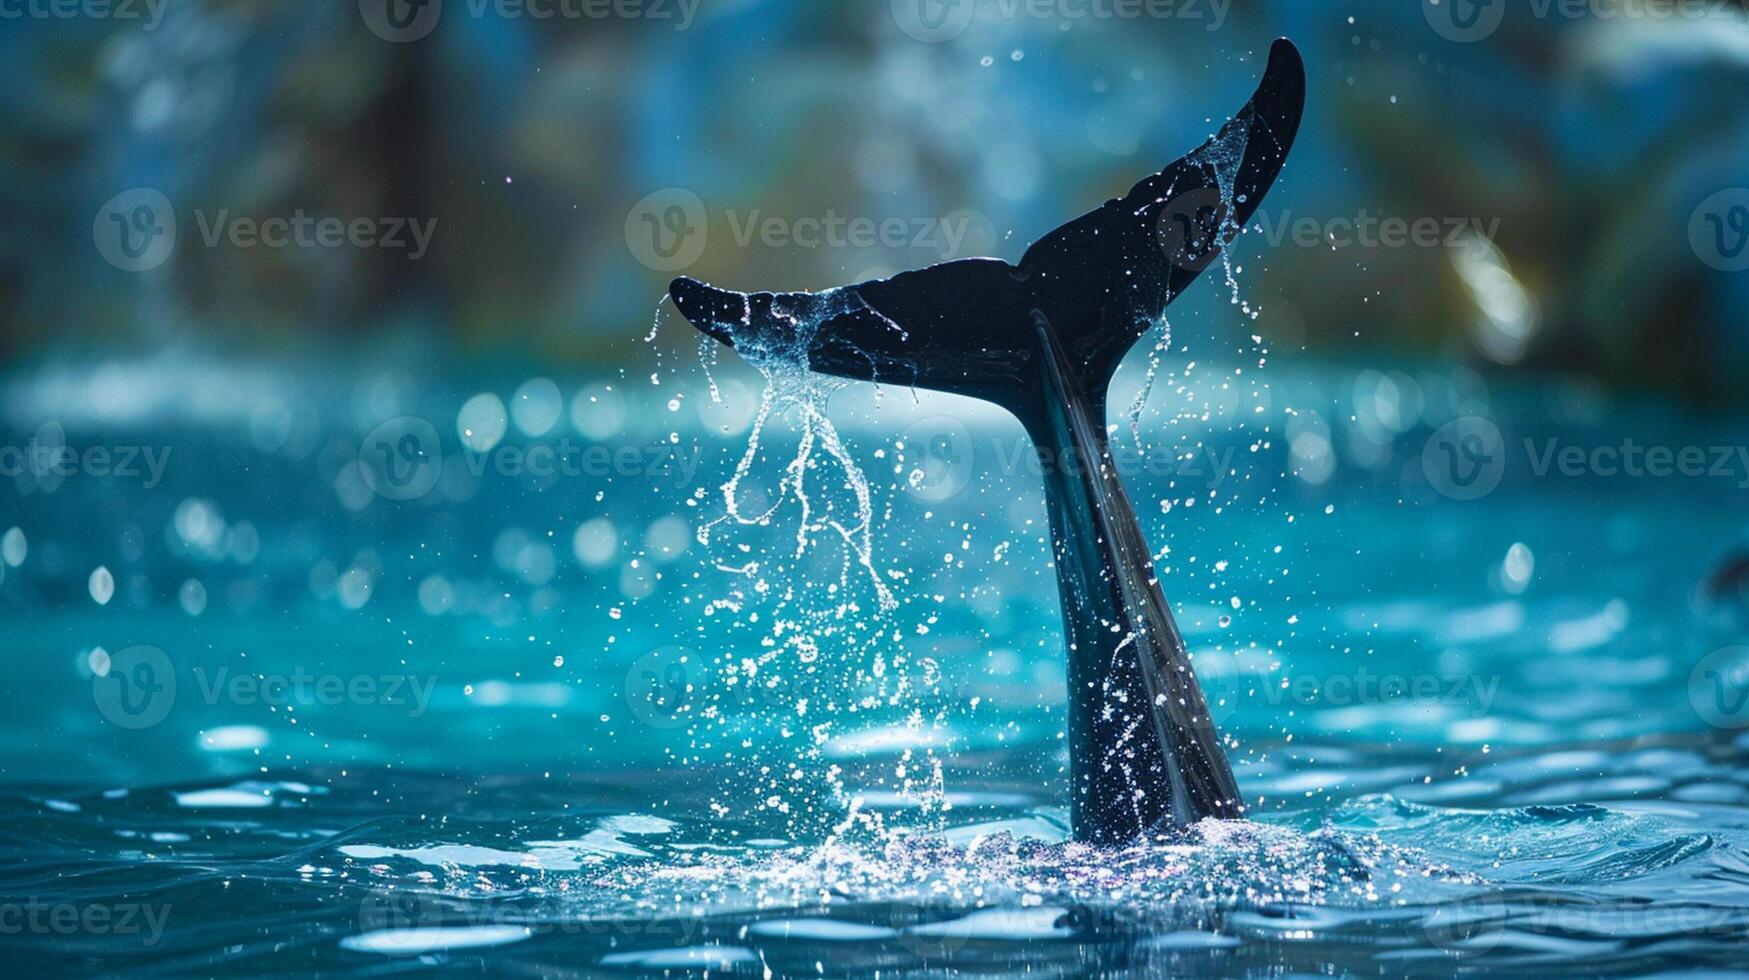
[4,0,1749,394]
[3,1,1749,790]
[9,6,1749,973]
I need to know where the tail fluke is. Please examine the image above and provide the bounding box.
[667,40,1308,842]
[668,39,1305,413]
[1016,37,1305,394]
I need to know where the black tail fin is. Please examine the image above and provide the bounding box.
[669,38,1304,417]
[669,40,1307,842]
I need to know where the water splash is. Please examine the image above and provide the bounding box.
[690,288,898,614]
[1126,109,1255,445]
[653,287,960,836]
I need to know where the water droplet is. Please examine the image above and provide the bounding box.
[1502,542,1535,594]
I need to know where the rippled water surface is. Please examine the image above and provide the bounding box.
[3,357,1748,975]
[6,740,1749,975]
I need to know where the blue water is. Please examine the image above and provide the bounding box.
[3,354,1748,975]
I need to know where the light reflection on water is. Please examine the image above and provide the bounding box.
[2,357,1747,973]
[3,742,1748,975]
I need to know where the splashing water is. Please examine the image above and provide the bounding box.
[5,350,1748,974]
[19,738,1749,976]
[680,288,898,614]
[1126,108,1255,446]
[647,288,957,836]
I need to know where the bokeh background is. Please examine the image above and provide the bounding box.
[3,1,1749,792]
[9,6,1749,974]
[5,0,1749,393]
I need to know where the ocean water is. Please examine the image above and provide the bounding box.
[3,354,1748,975]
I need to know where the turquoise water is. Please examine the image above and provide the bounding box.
[3,355,1748,974]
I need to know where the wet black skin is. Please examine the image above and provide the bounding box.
[669,40,1305,844]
